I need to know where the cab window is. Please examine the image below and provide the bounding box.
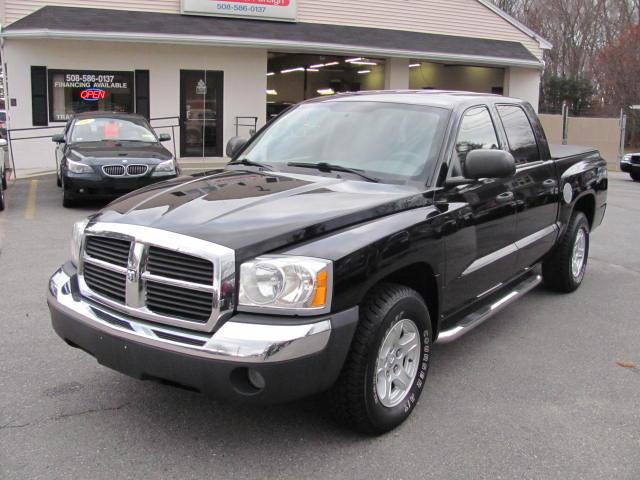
[496,105,540,164]
[449,106,499,177]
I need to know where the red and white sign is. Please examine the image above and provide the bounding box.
[181,0,297,21]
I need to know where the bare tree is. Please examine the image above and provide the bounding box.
[491,0,640,113]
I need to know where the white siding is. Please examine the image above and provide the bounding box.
[297,0,542,59]
[3,0,181,25]
[2,0,542,60]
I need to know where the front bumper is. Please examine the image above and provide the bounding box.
[620,160,640,173]
[48,265,358,403]
[64,172,177,198]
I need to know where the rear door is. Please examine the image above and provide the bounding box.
[495,103,559,271]
[437,105,519,316]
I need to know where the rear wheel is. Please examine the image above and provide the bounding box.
[542,211,590,292]
[631,172,640,182]
[329,283,431,435]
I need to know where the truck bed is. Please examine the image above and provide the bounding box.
[549,144,598,160]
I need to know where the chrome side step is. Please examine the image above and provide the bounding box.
[436,273,542,344]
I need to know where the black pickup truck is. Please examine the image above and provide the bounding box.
[48,91,607,434]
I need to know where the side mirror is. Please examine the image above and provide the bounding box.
[0,139,7,147]
[464,149,515,179]
[158,133,171,142]
[226,136,248,158]
[52,134,65,144]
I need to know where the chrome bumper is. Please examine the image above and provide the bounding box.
[48,267,332,364]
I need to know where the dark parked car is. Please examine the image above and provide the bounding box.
[53,112,179,207]
[48,91,607,434]
[0,137,8,211]
[620,152,640,181]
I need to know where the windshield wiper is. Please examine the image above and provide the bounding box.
[287,162,380,183]
[228,158,273,171]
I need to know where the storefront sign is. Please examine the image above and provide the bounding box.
[181,0,297,22]
[48,70,134,122]
[196,80,208,95]
[80,88,107,101]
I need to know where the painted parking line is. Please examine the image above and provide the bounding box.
[24,179,39,220]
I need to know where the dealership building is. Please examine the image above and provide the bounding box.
[0,0,550,171]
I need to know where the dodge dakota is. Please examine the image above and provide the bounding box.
[48,91,608,434]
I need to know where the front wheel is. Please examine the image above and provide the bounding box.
[329,283,431,434]
[631,172,640,182]
[61,177,76,208]
[542,212,590,292]
[0,180,5,211]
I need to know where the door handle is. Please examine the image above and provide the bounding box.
[495,192,514,203]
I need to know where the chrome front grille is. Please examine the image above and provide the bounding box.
[78,224,236,332]
[146,281,213,322]
[127,164,148,176]
[147,246,214,284]
[102,164,149,177]
[102,165,125,176]
[85,236,131,267]
[83,262,127,303]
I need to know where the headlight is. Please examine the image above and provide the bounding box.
[622,154,631,162]
[70,218,90,266]
[239,256,332,314]
[66,158,93,174]
[153,159,176,175]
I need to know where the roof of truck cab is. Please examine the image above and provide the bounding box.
[305,90,526,109]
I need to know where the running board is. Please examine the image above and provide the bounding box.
[436,273,542,344]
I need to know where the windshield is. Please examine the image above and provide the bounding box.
[70,117,157,143]
[239,101,449,184]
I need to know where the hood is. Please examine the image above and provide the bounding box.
[95,169,431,260]
[69,141,172,164]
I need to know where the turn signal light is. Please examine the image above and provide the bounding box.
[311,271,328,307]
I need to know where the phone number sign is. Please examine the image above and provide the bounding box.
[182,0,297,21]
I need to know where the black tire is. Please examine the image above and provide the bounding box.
[61,178,76,208]
[0,181,5,212]
[542,211,590,293]
[631,172,640,182]
[1,171,7,190]
[329,283,432,435]
[56,174,62,188]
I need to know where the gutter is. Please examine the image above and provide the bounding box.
[0,29,544,69]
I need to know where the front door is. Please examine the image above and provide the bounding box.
[180,70,224,158]
[436,105,519,316]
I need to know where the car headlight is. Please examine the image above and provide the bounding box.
[153,159,176,175]
[70,218,90,266]
[66,158,93,174]
[622,154,631,162]
[239,256,332,314]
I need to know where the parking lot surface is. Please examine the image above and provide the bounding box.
[1,172,639,480]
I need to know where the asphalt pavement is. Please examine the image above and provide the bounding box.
[0,172,638,480]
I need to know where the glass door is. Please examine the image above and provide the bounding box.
[180,70,223,157]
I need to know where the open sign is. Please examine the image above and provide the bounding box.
[80,89,107,101]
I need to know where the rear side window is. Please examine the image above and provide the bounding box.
[496,105,540,164]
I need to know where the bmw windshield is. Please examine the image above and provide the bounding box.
[237,100,449,185]
[70,117,158,144]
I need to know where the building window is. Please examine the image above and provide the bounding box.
[48,70,134,122]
